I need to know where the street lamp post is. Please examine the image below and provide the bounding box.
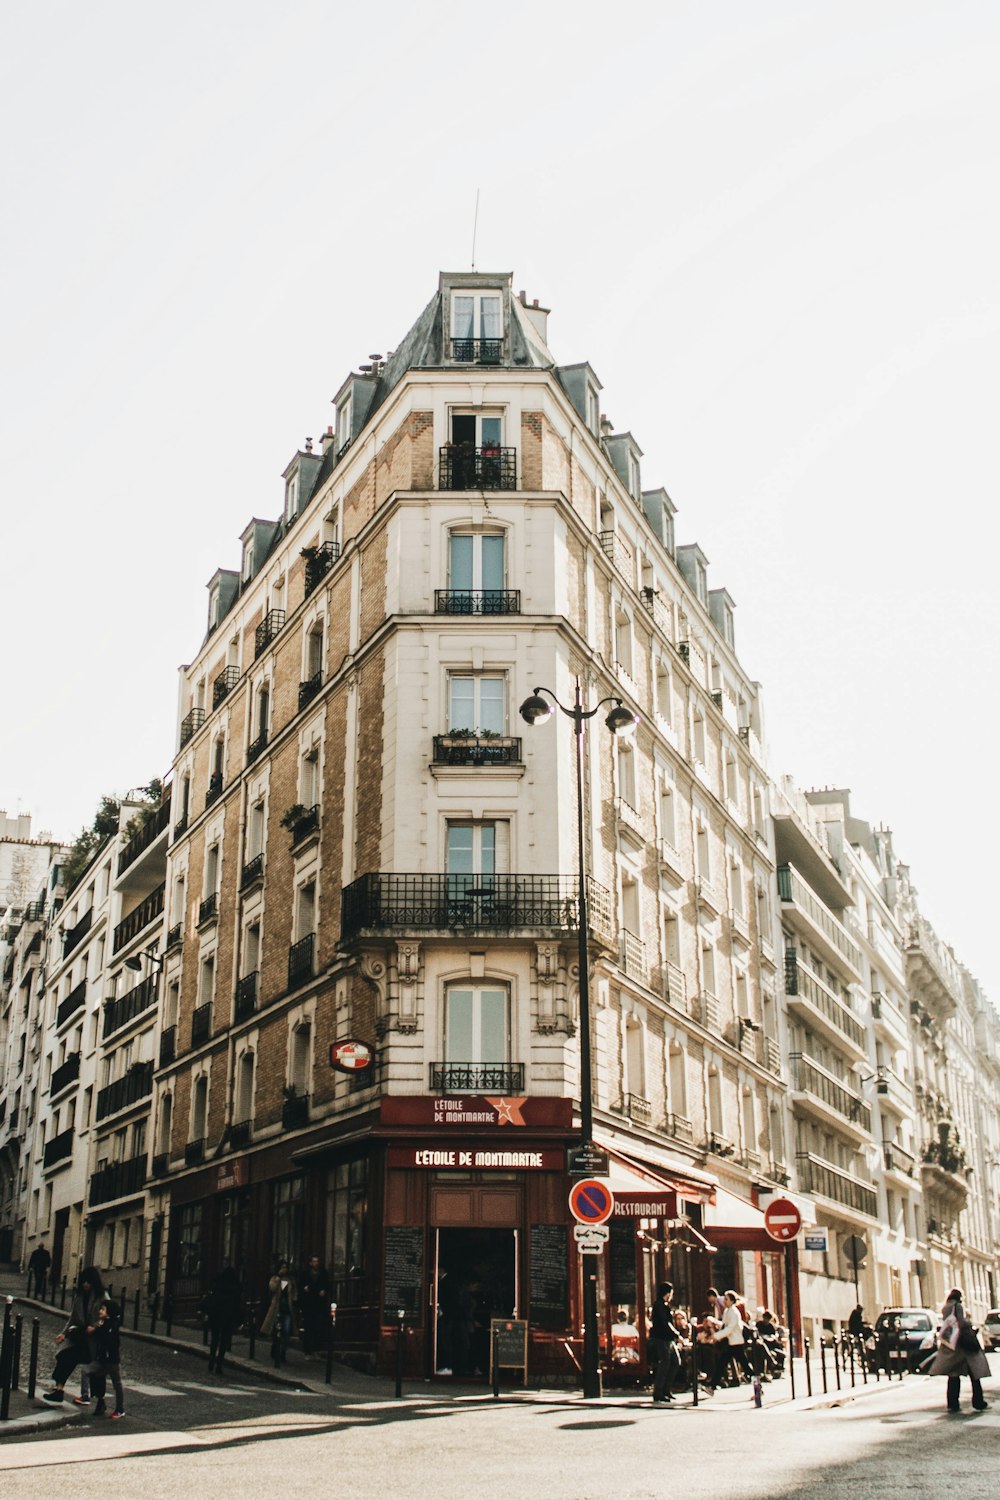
[520,677,637,1400]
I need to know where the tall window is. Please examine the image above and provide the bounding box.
[290,1023,312,1095]
[235,1052,254,1123]
[614,607,633,677]
[448,674,505,735]
[191,1075,208,1141]
[449,532,506,602]
[296,880,316,941]
[701,943,717,997]
[247,799,265,858]
[655,661,672,725]
[205,842,220,895]
[446,821,507,880]
[198,955,215,1008]
[300,746,320,807]
[157,1093,172,1156]
[452,292,502,355]
[659,778,676,848]
[326,1159,367,1304]
[618,742,637,810]
[178,1202,202,1278]
[271,1175,305,1267]
[708,1066,724,1136]
[305,621,324,682]
[669,1043,687,1121]
[445,985,508,1065]
[244,920,261,975]
[692,707,706,765]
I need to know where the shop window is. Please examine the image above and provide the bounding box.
[326,1158,368,1305]
[272,1175,305,1268]
[177,1202,202,1279]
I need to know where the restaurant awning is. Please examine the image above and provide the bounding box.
[593,1131,717,1216]
[702,1184,776,1251]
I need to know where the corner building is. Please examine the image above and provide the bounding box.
[153,273,790,1380]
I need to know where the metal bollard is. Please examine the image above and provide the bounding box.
[788,1337,796,1401]
[165,1293,173,1338]
[325,1302,336,1385]
[247,1302,257,1361]
[848,1335,856,1387]
[27,1318,40,1401]
[820,1337,828,1394]
[133,1289,141,1331]
[834,1337,842,1391]
[150,1291,160,1335]
[60,1277,68,1310]
[897,1328,905,1381]
[859,1336,868,1385]
[0,1301,13,1422]
[804,1337,812,1397]
[691,1342,698,1408]
[11,1315,22,1391]
[394,1309,405,1400]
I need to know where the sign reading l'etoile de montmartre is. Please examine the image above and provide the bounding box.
[380,1097,573,1129]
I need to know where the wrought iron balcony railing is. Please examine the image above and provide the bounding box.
[205,771,224,808]
[777,863,862,974]
[191,1003,212,1048]
[282,1092,310,1129]
[254,608,286,659]
[151,1152,169,1177]
[172,813,188,841]
[598,530,634,582]
[790,1052,871,1131]
[165,922,182,950]
[439,445,516,491]
[57,979,88,1028]
[212,664,240,708]
[159,1025,176,1067]
[290,805,320,845]
[229,1120,251,1150]
[432,735,522,768]
[796,1151,877,1217]
[241,854,264,889]
[235,971,258,1021]
[89,1153,146,1207]
[429,1062,525,1093]
[117,799,171,876]
[304,541,340,596]
[179,707,206,747]
[298,673,322,711]
[43,1127,75,1169]
[247,729,268,763]
[62,907,93,960]
[50,1052,81,1095]
[198,891,218,925]
[184,1138,205,1165]
[450,336,502,364]
[784,950,866,1049]
[434,589,521,615]
[288,933,315,989]
[112,882,165,953]
[340,873,612,945]
[95,1061,154,1122]
[103,974,158,1039]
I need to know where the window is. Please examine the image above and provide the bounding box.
[618,742,637,810]
[300,746,320,808]
[284,472,299,523]
[446,821,507,880]
[326,1158,367,1302]
[614,607,633,677]
[157,1093,172,1156]
[199,955,215,1008]
[448,531,506,601]
[621,874,640,937]
[177,1202,202,1278]
[247,799,265,859]
[724,749,739,806]
[695,823,711,884]
[708,1066,723,1135]
[244,921,261,975]
[692,707,706,765]
[668,1042,687,1120]
[445,411,509,489]
[451,292,502,359]
[742,1091,757,1159]
[242,536,255,583]
[655,660,672,726]
[191,1075,208,1141]
[255,684,270,740]
[586,383,600,436]
[205,842,220,896]
[729,858,744,919]
[271,1175,305,1267]
[702,943,717,997]
[658,777,676,848]
[296,880,316,942]
[445,985,509,1065]
[290,1023,312,1095]
[235,1052,254,1124]
[448,674,505,735]
[625,1017,645,1098]
[305,621,324,681]
[336,398,352,453]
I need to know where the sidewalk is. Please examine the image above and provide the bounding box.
[0,1268,912,1433]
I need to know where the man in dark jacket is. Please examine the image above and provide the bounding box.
[647,1282,681,1404]
[27,1244,51,1299]
[297,1256,331,1355]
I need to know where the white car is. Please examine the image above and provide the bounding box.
[981,1310,1000,1351]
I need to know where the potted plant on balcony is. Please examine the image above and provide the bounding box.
[280,803,307,833]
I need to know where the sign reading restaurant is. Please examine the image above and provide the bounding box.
[388,1146,565,1171]
[380,1096,573,1130]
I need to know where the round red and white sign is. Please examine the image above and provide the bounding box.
[763,1196,802,1242]
[329,1039,374,1073]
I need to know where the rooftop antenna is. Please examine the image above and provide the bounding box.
[471,187,480,271]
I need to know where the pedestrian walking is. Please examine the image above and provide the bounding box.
[41,1265,105,1404]
[260,1259,298,1365]
[298,1255,331,1355]
[927,1288,990,1413]
[26,1243,51,1300]
[710,1290,751,1390]
[206,1266,243,1375]
[647,1282,682,1404]
[84,1298,126,1418]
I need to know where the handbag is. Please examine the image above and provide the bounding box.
[940,1312,960,1351]
[957,1326,981,1354]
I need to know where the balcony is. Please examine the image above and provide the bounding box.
[667,1113,693,1143]
[95,1061,154,1122]
[661,961,686,1010]
[761,1035,782,1076]
[49,1052,81,1096]
[247,729,268,764]
[282,1092,310,1129]
[205,771,224,808]
[117,799,171,876]
[103,974,158,1038]
[776,863,862,979]
[172,813,188,842]
[905,918,961,1024]
[159,1025,176,1067]
[212,664,240,708]
[450,336,502,364]
[621,930,648,984]
[229,1120,252,1150]
[179,707,206,747]
[165,922,182,950]
[254,608,286,659]
[615,796,647,840]
[43,1127,75,1169]
[618,1093,653,1127]
[429,1062,525,1093]
[288,933,315,989]
[870,989,907,1041]
[62,907,93,960]
[340,873,613,946]
[784,950,867,1055]
[640,587,673,639]
[235,971,258,1021]
[598,530,634,583]
[198,891,219,926]
[241,854,265,890]
[438,444,516,491]
[790,1052,871,1134]
[184,1138,205,1165]
[883,1140,917,1179]
[88,1153,146,1207]
[796,1151,877,1218]
[298,673,322,712]
[304,540,340,596]
[191,1003,212,1048]
[57,978,88,1028]
[699,992,721,1031]
[434,589,521,616]
[432,735,522,768]
[289,805,320,847]
[875,1066,911,1115]
[706,1133,736,1160]
[150,1152,169,1178]
[112,882,165,953]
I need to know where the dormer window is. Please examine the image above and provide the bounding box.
[336,397,352,457]
[208,584,221,632]
[284,472,299,523]
[451,292,502,363]
[241,537,254,585]
[586,384,600,435]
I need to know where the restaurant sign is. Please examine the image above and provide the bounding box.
[381,1096,573,1130]
[388,1146,564,1171]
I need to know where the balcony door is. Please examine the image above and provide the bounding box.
[445,985,509,1077]
[449,532,506,609]
[448,676,505,737]
[448,412,504,489]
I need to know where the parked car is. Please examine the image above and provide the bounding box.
[868,1308,939,1373]
[981,1310,1000,1351]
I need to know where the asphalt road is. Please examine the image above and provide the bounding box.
[2,1309,997,1500]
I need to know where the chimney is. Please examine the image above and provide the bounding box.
[320,425,336,455]
[518,292,550,344]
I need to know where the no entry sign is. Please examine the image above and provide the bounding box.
[763,1196,802,1242]
[568,1178,615,1225]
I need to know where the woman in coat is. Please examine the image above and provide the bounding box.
[206,1266,243,1375]
[41,1265,105,1403]
[927,1288,990,1411]
[260,1260,299,1365]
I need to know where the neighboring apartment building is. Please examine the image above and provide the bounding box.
[149,270,790,1379]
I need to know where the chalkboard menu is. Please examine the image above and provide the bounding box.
[529,1224,568,1329]
[609,1220,637,1307]
[383,1225,423,1322]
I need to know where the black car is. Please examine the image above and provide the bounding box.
[869,1308,938,1373]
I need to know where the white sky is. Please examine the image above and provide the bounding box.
[1,1,997,996]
